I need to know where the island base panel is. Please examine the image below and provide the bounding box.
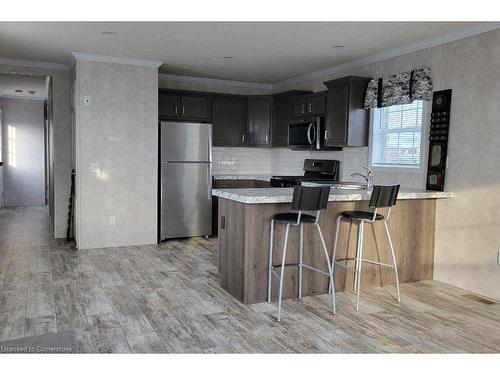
[218,199,435,304]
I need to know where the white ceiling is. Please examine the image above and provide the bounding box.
[0,73,48,99]
[0,22,490,83]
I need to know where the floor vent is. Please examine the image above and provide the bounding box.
[462,293,497,305]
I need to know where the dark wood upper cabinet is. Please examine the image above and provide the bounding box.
[247,96,273,146]
[273,90,312,147]
[292,97,307,117]
[324,76,371,148]
[180,96,210,120]
[292,92,327,118]
[212,95,248,146]
[159,93,180,118]
[159,91,210,121]
[306,93,326,115]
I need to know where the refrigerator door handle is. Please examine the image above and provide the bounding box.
[207,124,213,162]
[207,163,212,201]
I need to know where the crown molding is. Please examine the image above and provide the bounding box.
[72,53,163,68]
[159,73,273,92]
[0,57,70,71]
[273,22,500,90]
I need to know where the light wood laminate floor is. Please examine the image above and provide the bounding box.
[1,206,499,353]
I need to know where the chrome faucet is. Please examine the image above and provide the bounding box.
[350,167,373,190]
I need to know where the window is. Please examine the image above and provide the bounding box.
[370,100,424,168]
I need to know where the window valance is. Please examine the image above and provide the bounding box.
[364,67,433,109]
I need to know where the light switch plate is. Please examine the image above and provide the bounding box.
[109,216,116,226]
[83,96,91,106]
[90,163,100,174]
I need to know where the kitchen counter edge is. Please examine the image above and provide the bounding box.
[212,187,453,204]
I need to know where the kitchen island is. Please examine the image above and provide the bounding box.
[213,187,452,304]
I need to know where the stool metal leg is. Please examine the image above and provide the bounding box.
[315,223,336,315]
[329,215,342,295]
[298,223,304,299]
[277,224,290,322]
[355,220,365,311]
[267,220,275,304]
[346,220,352,269]
[384,220,400,302]
[353,221,361,292]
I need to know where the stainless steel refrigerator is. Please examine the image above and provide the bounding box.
[160,121,212,240]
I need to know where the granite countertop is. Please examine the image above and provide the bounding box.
[212,187,453,204]
[212,174,272,181]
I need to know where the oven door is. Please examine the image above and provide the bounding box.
[288,121,318,149]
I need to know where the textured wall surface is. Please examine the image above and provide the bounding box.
[1,98,45,206]
[0,64,71,238]
[0,165,3,208]
[0,98,3,208]
[432,30,500,301]
[75,60,158,249]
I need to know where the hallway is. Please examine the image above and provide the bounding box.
[1,206,500,353]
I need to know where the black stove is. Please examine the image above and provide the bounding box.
[271,159,340,187]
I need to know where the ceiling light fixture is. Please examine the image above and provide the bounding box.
[29,91,36,95]
[222,56,234,59]
[101,31,117,35]
[15,89,22,93]
[331,45,346,49]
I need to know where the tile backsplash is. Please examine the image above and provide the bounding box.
[212,146,425,188]
[212,147,272,175]
[212,146,369,180]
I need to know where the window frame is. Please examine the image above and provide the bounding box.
[368,100,429,174]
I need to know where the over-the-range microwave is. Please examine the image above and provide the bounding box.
[288,116,340,150]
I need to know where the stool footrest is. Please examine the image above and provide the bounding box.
[334,261,357,272]
[301,263,330,277]
[361,258,395,268]
[334,258,395,271]
[270,269,281,279]
[271,262,299,268]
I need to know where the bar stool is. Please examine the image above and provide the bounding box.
[329,185,400,311]
[268,186,336,322]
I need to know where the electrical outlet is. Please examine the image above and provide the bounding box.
[83,96,91,106]
[109,216,116,226]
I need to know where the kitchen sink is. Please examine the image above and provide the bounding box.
[330,182,368,190]
[301,181,368,190]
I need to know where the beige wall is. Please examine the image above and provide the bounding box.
[433,30,500,301]
[1,98,45,206]
[74,60,158,249]
[0,98,3,208]
[0,64,71,238]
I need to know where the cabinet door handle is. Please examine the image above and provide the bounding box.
[309,103,313,113]
[324,130,329,140]
[241,133,245,143]
[265,134,269,143]
[174,105,178,115]
[301,104,306,114]
[182,106,185,115]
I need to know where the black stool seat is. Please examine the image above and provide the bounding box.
[273,212,317,223]
[341,210,385,221]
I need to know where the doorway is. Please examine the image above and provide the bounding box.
[0,72,50,208]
